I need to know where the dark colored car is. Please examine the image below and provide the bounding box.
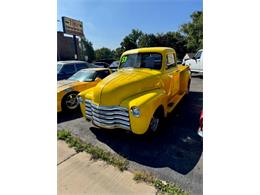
[57,61,94,81]
[93,62,110,68]
[109,61,120,72]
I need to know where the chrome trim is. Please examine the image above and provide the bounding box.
[91,108,129,117]
[91,112,129,121]
[92,120,130,131]
[92,115,130,126]
[85,100,128,112]
[85,99,130,131]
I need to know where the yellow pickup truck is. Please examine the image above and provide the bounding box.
[78,47,191,134]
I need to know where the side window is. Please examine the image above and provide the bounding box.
[62,64,76,74]
[194,51,202,60]
[96,70,110,79]
[76,63,87,71]
[166,53,176,69]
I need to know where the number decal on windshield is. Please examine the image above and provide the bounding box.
[121,56,128,63]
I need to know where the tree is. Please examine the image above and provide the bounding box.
[138,33,158,48]
[120,29,143,51]
[156,32,187,59]
[79,37,95,62]
[112,47,123,60]
[180,11,203,52]
[95,47,114,60]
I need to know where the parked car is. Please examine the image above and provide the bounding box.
[57,68,111,112]
[78,47,191,135]
[57,61,94,81]
[198,111,203,137]
[109,61,120,72]
[93,62,110,68]
[185,49,203,74]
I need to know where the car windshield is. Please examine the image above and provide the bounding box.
[57,63,63,73]
[68,70,96,82]
[110,61,119,68]
[119,53,162,70]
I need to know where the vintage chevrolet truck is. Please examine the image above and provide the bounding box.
[78,47,191,134]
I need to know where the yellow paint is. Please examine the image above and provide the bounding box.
[79,47,191,134]
[57,68,111,112]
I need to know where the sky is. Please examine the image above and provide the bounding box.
[57,0,202,50]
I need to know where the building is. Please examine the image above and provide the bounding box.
[57,31,80,61]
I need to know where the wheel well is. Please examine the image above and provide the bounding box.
[154,105,165,118]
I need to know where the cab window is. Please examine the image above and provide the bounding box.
[194,51,202,60]
[166,53,176,69]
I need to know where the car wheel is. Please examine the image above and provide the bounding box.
[186,79,191,95]
[147,109,163,134]
[62,92,79,111]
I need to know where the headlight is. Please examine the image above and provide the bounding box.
[131,106,140,117]
[77,96,83,104]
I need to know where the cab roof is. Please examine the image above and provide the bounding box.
[122,47,176,55]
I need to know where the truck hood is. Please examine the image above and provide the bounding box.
[91,68,162,106]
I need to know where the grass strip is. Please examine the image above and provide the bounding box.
[134,171,189,195]
[57,130,129,171]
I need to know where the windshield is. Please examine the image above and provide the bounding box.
[119,53,162,70]
[57,64,63,73]
[68,70,96,82]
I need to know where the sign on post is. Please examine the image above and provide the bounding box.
[62,17,84,37]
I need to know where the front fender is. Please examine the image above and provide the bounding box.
[120,89,168,134]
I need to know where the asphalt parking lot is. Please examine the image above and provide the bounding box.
[57,76,203,195]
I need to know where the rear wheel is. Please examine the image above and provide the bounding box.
[62,92,79,112]
[186,79,191,95]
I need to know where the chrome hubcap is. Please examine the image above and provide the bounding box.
[65,94,78,109]
[150,116,159,132]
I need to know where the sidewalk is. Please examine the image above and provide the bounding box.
[58,140,156,195]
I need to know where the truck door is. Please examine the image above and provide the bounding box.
[161,52,180,101]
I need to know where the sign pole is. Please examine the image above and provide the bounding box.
[73,35,78,60]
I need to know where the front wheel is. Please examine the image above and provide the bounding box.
[147,109,163,134]
[62,92,79,112]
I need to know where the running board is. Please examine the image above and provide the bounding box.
[167,93,185,113]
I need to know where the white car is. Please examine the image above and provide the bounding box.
[185,49,203,74]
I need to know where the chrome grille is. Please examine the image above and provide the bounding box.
[85,100,130,130]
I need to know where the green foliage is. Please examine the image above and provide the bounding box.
[120,29,143,51]
[138,33,158,47]
[134,171,189,195]
[78,11,202,63]
[79,37,95,62]
[112,47,123,60]
[57,130,129,171]
[95,47,114,61]
[180,11,203,52]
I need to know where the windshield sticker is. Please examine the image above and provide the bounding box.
[121,56,128,63]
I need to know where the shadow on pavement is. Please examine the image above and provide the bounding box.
[90,91,203,175]
[57,108,83,124]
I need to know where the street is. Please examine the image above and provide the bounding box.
[57,76,203,195]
